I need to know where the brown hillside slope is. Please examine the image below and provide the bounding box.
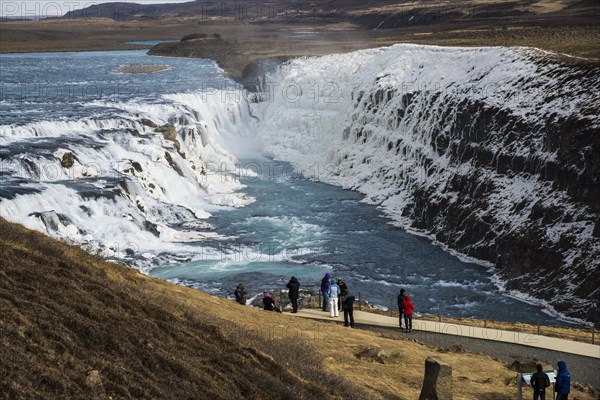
[0,218,596,399]
[0,218,360,399]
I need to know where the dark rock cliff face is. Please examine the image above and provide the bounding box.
[331,56,600,323]
[148,38,234,63]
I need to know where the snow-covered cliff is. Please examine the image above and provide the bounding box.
[254,44,600,323]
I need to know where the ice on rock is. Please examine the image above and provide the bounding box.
[251,44,599,321]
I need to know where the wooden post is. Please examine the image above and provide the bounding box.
[318,291,321,309]
[358,292,362,311]
[592,327,595,345]
[438,305,442,322]
[483,310,487,328]
[516,373,523,400]
[537,320,540,335]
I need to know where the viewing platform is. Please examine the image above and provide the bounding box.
[291,309,600,359]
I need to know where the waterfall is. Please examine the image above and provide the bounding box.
[253,44,600,322]
[0,90,257,271]
[2,44,597,322]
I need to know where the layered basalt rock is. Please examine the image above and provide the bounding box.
[332,57,600,323]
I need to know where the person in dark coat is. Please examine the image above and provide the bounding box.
[402,294,414,332]
[337,279,347,312]
[234,283,247,305]
[554,361,571,400]
[530,363,550,400]
[320,273,332,311]
[286,276,300,313]
[343,287,355,328]
[397,288,406,329]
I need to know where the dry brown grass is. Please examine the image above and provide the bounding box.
[1,218,597,399]
[0,218,362,399]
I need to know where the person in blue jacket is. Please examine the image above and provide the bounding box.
[328,278,340,318]
[554,361,571,400]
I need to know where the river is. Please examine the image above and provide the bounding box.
[0,50,574,326]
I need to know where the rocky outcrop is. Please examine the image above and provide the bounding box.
[60,151,75,168]
[140,118,158,128]
[148,37,233,66]
[163,151,183,176]
[155,124,185,158]
[256,46,599,323]
[155,124,177,141]
[355,347,400,364]
[332,56,600,323]
[508,359,540,373]
[117,64,170,74]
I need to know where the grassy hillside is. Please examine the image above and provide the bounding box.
[0,218,359,399]
[1,218,596,399]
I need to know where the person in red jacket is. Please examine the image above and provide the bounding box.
[402,294,414,333]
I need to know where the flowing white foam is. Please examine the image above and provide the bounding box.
[0,88,255,267]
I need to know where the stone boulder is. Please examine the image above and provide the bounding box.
[85,370,102,389]
[437,345,466,354]
[61,151,75,168]
[354,347,398,364]
[419,356,452,400]
[508,358,539,373]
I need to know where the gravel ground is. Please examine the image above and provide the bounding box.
[365,325,600,389]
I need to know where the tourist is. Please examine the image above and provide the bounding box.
[262,292,281,313]
[343,287,355,328]
[286,276,300,313]
[402,294,414,332]
[234,283,247,305]
[337,278,347,312]
[554,361,571,400]
[328,278,340,318]
[397,288,406,329]
[320,273,331,311]
[530,364,550,400]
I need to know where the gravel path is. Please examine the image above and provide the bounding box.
[366,325,599,388]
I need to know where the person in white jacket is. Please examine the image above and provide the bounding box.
[328,279,340,318]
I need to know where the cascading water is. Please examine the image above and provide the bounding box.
[0,50,257,271]
[1,45,597,324]
[254,44,600,323]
